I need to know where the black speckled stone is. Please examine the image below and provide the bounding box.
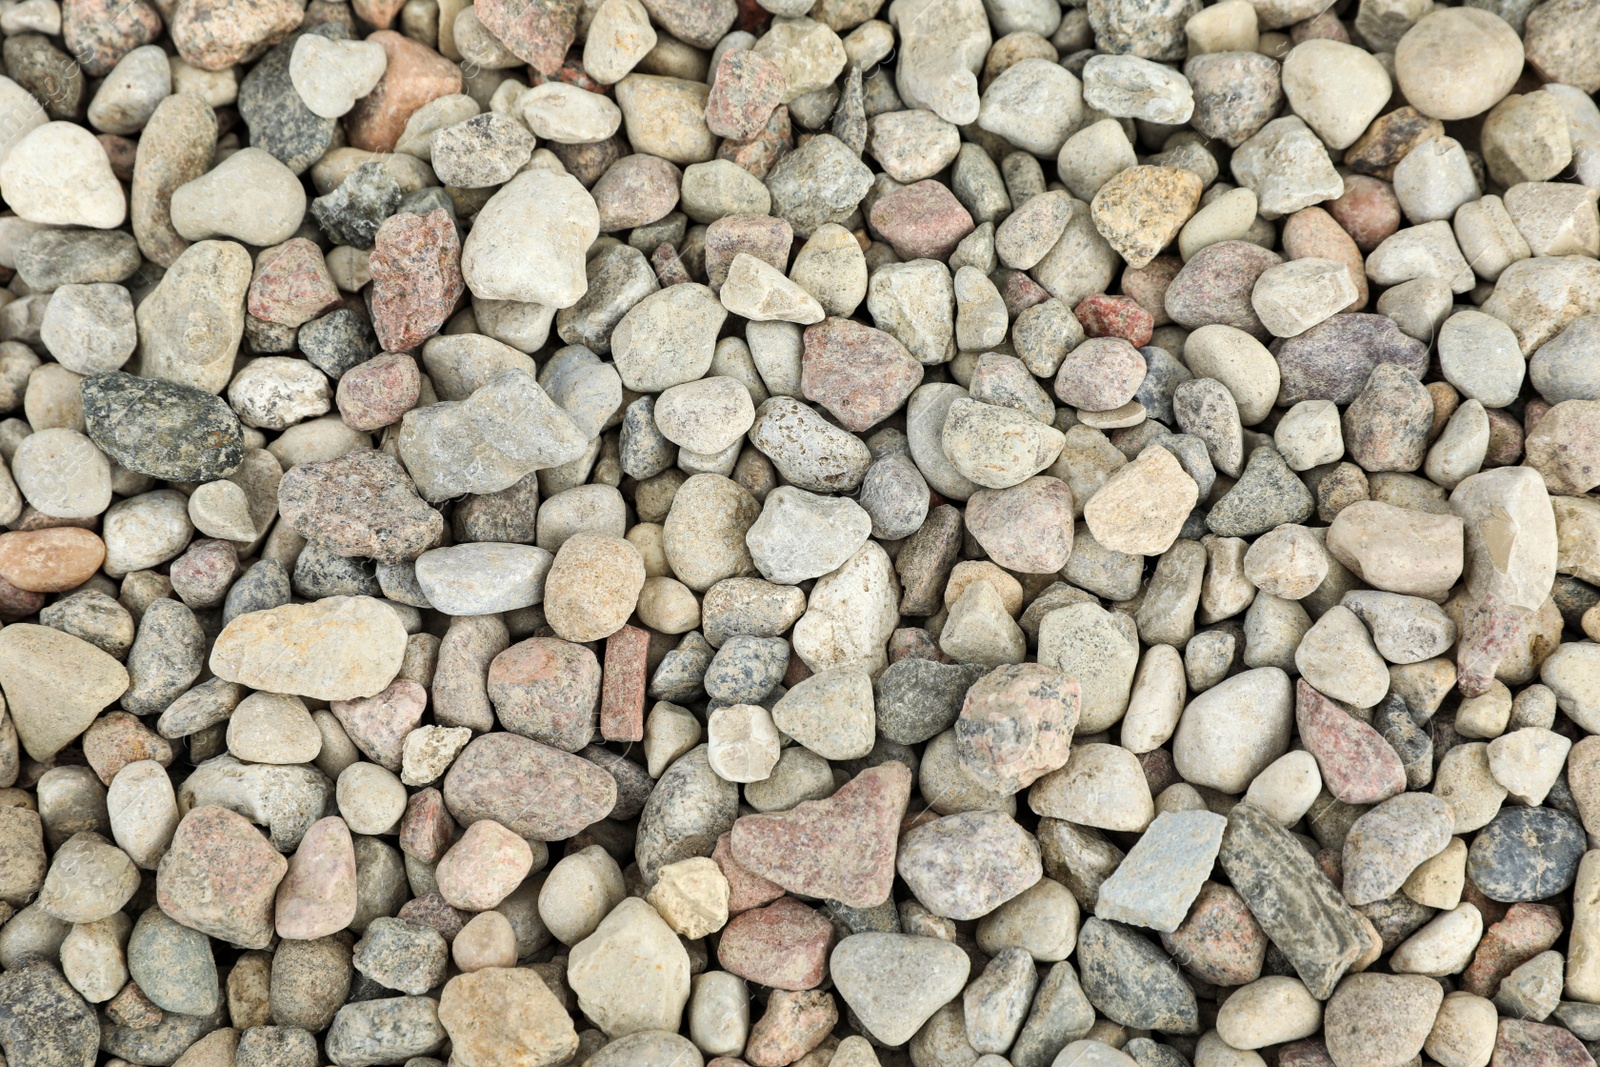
[223,559,293,626]
[873,657,985,745]
[237,29,339,175]
[1075,917,1199,1034]
[81,372,245,481]
[1468,806,1587,903]
[649,631,715,703]
[312,162,403,250]
[703,634,789,705]
[1135,346,1193,425]
[1206,446,1315,538]
[580,745,654,821]
[293,540,381,599]
[827,897,901,934]
[299,308,381,381]
[0,961,100,1067]
[1375,694,1433,790]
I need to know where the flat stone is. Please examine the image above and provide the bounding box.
[1297,680,1406,805]
[439,967,579,1067]
[0,623,128,761]
[1094,811,1226,933]
[210,596,407,702]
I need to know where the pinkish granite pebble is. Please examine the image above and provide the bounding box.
[169,0,299,71]
[1054,336,1147,412]
[714,831,786,913]
[716,896,836,990]
[336,352,422,432]
[65,0,161,75]
[705,48,786,140]
[1075,293,1154,347]
[800,317,924,432]
[1163,240,1283,338]
[275,816,358,940]
[368,209,465,352]
[868,180,975,261]
[964,476,1075,573]
[1296,679,1406,805]
[156,805,288,949]
[247,239,342,328]
[954,663,1079,794]
[592,154,682,232]
[745,990,837,1067]
[477,0,583,74]
[487,637,602,753]
[332,680,427,772]
[600,624,648,743]
[399,787,457,865]
[345,31,463,152]
[435,818,534,910]
[1327,174,1402,253]
[730,763,911,907]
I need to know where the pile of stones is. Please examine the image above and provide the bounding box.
[0,0,1597,1063]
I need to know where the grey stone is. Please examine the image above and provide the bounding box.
[1093,811,1226,933]
[1075,918,1199,1033]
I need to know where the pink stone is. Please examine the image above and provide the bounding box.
[168,0,299,71]
[336,352,422,432]
[1462,903,1563,997]
[275,816,358,940]
[714,831,785,913]
[487,637,602,752]
[398,891,469,942]
[1278,1041,1336,1067]
[1159,881,1268,986]
[368,209,464,352]
[169,538,240,609]
[868,180,975,261]
[248,239,342,328]
[475,0,582,74]
[442,732,617,841]
[730,763,911,908]
[954,663,1079,794]
[1327,174,1401,254]
[745,990,838,1067]
[64,0,162,74]
[716,897,835,990]
[716,104,792,181]
[400,787,458,864]
[331,680,427,772]
[1295,679,1406,805]
[800,317,924,433]
[705,48,786,140]
[1492,1019,1596,1067]
[156,805,288,949]
[83,711,173,785]
[1074,294,1154,347]
[1053,336,1147,412]
[600,624,648,743]
[963,477,1076,575]
[435,818,535,911]
[345,31,463,152]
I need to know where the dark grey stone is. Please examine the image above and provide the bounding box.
[312,162,404,250]
[82,372,245,482]
[100,1000,227,1065]
[1075,918,1199,1034]
[634,744,739,882]
[874,658,985,745]
[237,29,339,175]
[299,308,381,380]
[648,631,714,703]
[15,229,141,290]
[352,918,449,996]
[122,598,205,716]
[223,559,292,626]
[1206,446,1315,537]
[0,961,99,1067]
[293,541,381,599]
[1468,806,1587,903]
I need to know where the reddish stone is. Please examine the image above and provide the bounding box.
[734,0,770,32]
[1282,206,1368,310]
[0,527,105,592]
[169,538,240,609]
[399,787,458,864]
[436,818,534,910]
[717,104,792,181]
[156,805,289,949]
[1160,881,1268,986]
[63,0,161,74]
[475,0,582,74]
[1462,903,1563,997]
[1120,256,1180,327]
[368,209,464,352]
[716,897,836,990]
[106,981,163,1029]
[887,627,942,663]
[1484,405,1525,466]
[83,712,174,785]
[600,624,647,743]
[345,31,463,153]
[705,212,793,290]
[1296,679,1406,805]
[536,53,607,93]
[0,572,47,619]
[1326,174,1401,254]
[331,680,427,772]
[275,816,358,940]
[652,243,691,286]
[352,0,405,28]
[782,652,812,689]
[1315,847,1342,886]
[169,0,299,72]
[1136,748,1180,797]
[996,269,1052,318]
[487,637,602,752]
[336,352,422,432]
[248,238,342,328]
[397,891,468,942]
[954,663,1078,793]
[745,990,838,1067]
[1492,1019,1596,1067]
[868,180,975,261]
[1075,294,1154,347]
[730,763,911,908]
[800,317,924,433]
[98,134,137,182]
[1278,1040,1336,1067]
[714,831,788,914]
[705,48,785,141]
[1455,589,1532,699]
